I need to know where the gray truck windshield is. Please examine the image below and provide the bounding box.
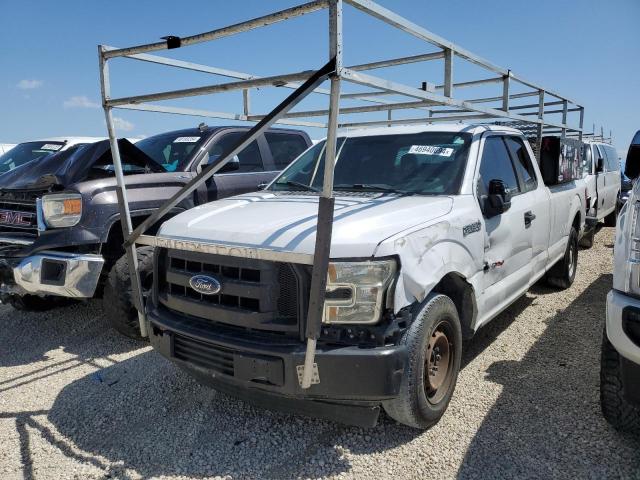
[270,132,472,195]
[0,141,65,173]
[135,132,207,172]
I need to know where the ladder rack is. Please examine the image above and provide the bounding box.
[99,0,585,388]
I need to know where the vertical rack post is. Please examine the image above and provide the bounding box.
[536,89,545,159]
[300,0,342,389]
[443,48,454,98]
[561,99,568,140]
[98,45,148,338]
[579,108,584,142]
[501,73,510,113]
[243,89,251,117]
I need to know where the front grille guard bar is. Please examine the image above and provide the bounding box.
[100,0,583,389]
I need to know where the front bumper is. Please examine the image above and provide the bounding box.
[5,251,104,298]
[147,306,407,426]
[606,289,640,404]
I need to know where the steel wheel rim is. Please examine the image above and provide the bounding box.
[424,319,455,404]
[568,241,576,278]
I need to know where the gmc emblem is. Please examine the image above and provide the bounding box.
[0,209,33,227]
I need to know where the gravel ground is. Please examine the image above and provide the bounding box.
[1,226,639,480]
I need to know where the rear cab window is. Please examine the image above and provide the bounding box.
[265,132,308,170]
[504,136,538,192]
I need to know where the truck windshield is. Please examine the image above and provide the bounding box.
[0,141,65,173]
[135,132,207,172]
[270,132,473,195]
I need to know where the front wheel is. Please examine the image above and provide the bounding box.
[600,328,640,433]
[103,247,154,340]
[546,226,578,289]
[383,293,462,429]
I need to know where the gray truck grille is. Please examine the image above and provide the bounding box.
[157,249,309,336]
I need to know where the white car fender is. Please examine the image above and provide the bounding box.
[375,217,483,313]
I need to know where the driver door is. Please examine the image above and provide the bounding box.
[201,132,274,202]
[478,135,534,317]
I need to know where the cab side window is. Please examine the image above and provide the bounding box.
[478,136,520,196]
[208,133,264,173]
[504,136,538,192]
[593,145,606,172]
[604,145,620,172]
[265,132,308,170]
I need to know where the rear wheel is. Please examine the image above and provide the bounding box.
[383,293,462,429]
[546,226,578,289]
[600,328,640,433]
[604,206,617,227]
[579,228,594,249]
[103,247,154,340]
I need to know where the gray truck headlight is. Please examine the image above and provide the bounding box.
[323,259,396,324]
[42,193,82,228]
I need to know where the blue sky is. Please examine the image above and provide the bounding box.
[1,0,638,157]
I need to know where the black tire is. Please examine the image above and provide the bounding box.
[103,247,154,340]
[383,293,462,429]
[600,328,640,433]
[579,228,594,249]
[546,226,578,289]
[604,208,617,227]
[7,294,74,312]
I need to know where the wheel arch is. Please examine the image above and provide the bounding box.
[428,272,478,340]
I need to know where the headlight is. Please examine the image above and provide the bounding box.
[41,193,82,228]
[323,259,396,325]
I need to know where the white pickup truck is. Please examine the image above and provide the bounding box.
[144,124,586,428]
[602,130,640,433]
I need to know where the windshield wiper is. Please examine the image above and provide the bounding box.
[278,180,320,192]
[334,183,409,194]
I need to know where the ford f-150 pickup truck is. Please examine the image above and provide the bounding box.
[0,125,310,338]
[143,124,586,428]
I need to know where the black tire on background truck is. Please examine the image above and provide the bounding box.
[103,247,154,340]
[546,226,578,289]
[579,227,594,249]
[600,327,640,433]
[604,209,617,227]
[383,293,462,429]
[8,294,75,312]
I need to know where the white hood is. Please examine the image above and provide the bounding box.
[158,192,453,258]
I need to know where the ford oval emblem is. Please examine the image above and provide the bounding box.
[189,274,221,295]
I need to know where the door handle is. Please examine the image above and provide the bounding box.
[524,211,536,227]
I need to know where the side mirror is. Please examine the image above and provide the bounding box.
[625,132,640,180]
[483,179,512,218]
[219,155,240,173]
[596,156,605,173]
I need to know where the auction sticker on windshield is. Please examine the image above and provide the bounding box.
[40,144,63,151]
[173,137,201,143]
[408,145,454,157]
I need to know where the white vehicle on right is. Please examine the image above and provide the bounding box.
[602,130,640,433]
[580,140,621,247]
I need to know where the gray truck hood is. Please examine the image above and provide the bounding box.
[157,192,453,258]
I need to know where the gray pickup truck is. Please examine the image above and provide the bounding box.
[0,125,311,338]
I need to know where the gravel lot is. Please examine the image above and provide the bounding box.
[1,226,639,480]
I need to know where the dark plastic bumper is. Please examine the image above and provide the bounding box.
[147,306,407,426]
